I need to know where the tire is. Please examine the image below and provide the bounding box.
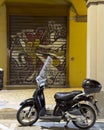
[17,105,38,126]
[72,104,96,129]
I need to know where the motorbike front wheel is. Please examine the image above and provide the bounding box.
[72,104,96,129]
[17,105,38,126]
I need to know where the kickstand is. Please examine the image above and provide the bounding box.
[64,120,69,128]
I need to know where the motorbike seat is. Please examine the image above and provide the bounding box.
[54,90,83,101]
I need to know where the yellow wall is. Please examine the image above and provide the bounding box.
[0,4,87,88]
[69,20,87,87]
[0,4,7,86]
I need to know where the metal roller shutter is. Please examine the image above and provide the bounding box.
[9,15,67,87]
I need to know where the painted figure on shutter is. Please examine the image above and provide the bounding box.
[10,19,66,86]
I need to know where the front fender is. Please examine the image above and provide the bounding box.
[20,98,34,106]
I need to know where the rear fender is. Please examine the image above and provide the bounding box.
[73,93,94,103]
[73,94,99,116]
[84,96,100,115]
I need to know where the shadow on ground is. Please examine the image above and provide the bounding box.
[33,121,104,130]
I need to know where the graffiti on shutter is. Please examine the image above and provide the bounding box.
[9,16,67,86]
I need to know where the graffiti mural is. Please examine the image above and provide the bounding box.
[9,16,67,86]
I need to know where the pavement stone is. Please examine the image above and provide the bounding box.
[1,119,104,130]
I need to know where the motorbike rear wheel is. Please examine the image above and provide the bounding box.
[17,105,38,126]
[72,104,96,129]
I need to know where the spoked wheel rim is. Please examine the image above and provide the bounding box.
[77,108,94,126]
[17,105,38,126]
[73,104,96,129]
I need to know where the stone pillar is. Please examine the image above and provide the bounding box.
[87,0,104,88]
[87,2,97,79]
[87,1,104,118]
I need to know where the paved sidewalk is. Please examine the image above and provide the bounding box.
[0,88,82,119]
[0,88,78,107]
[0,88,104,130]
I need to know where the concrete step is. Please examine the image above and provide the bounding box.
[0,108,17,119]
[0,105,54,119]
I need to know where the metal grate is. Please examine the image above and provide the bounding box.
[9,16,67,86]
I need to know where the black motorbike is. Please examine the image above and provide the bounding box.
[17,56,102,129]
